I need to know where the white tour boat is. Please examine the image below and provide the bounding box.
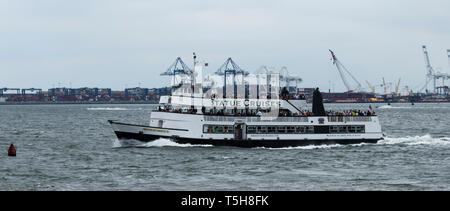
[109,55,383,148]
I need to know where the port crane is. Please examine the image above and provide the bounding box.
[279,66,302,89]
[381,77,393,95]
[0,88,20,97]
[329,50,362,92]
[215,58,249,99]
[365,80,376,93]
[395,78,401,96]
[420,46,450,93]
[161,57,193,89]
[422,45,435,92]
[21,88,42,95]
[366,78,399,95]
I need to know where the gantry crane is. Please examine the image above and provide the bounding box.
[279,66,302,90]
[0,88,20,97]
[215,58,248,99]
[421,46,450,93]
[161,57,193,88]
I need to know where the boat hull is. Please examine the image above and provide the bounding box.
[113,130,381,148]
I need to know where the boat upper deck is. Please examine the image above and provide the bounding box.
[155,107,376,118]
[152,109,376,123]
[202,115,374,123]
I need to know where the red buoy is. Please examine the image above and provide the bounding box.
[8,143,16,156]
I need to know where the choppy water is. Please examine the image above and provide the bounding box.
[1,103,449,190]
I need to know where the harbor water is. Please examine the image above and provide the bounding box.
[0,103,449,190]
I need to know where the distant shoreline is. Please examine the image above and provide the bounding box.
[1,101,448,105]
[0,101,159,105]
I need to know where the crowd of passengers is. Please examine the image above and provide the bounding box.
[281,94,306,100]
[282,110,375,117]
[158,106,375,117]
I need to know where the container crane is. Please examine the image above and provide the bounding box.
[421,46,450,93]
[215,58,249,99]
[329,50,362,92]
[422,45,435,92]
[161,57,193,88]
[21,88,42,95]
[0,88,20,97]
[279,66,302,90]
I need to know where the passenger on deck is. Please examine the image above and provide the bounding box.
[256,111,262,116]
[281,87,289,99]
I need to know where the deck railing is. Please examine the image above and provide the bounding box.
[328,116,372,122]
[203,115,373,122]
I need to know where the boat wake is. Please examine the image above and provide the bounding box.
[258,144,334,150]
[87,107,144,111]
[379,134,450,146]
[378,105,392,109]
[257,134,450,150]
[257,143,369,150]
[139,138,213,148]
[112,138,213,148]
[112,138,143,148]
[377,105,450,109]
[377,105,413,109]
[113,135,450,149]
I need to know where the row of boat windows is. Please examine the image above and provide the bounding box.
[328,125,365,133]
[203,125,365,134]
[247,125,365,134]
[203,125,235,134]
[247,125,314,134]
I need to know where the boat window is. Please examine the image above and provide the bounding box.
[215,126,224,133]
[314,126,330,134]
[330,125,339,133]
[348,126,357,133]
[203,125,213,133]
[339,126,348,133]
[296,126,305,133]
[287,126,296,133]
[306,126,314,133]
[225,126,233,134]
[203,125,234,134]
[257,126,267,134]
[247,126,257,134]
[327,125,366,133]
[277,126,286,133]
[268,126,276,133]
[353,125,365,133]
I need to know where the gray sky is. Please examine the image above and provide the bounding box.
[1,0,449,92]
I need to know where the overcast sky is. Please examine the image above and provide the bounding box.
[1,0,449,92]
